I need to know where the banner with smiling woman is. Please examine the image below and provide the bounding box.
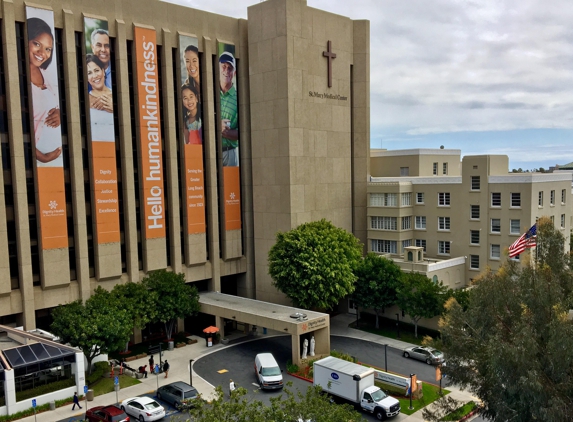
[84,17,120,244]
[178,34,205,235]
[26,6,68,250]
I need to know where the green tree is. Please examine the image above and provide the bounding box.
[50,287,132,373]
[268,219,363,310]
[424,219,573,422]
[111,282,158,352]
[143,270,200,340]
[184,383,364,422]
[353,253,402,328]
[396,272,447,338]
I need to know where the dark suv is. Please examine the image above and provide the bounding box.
[85,405,130,422]
[156,381,199,409]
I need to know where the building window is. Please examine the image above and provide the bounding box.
[538,191,543,206]
[491,192,501,207]
[370,193,383,206]
[371,216,397,231]
[400,167,409,176]
[438,192,450,206]
[491,218,501,233]
[562,189,566,204]
[401,193,411,206]
[443,163,448,175]
[370,193,398,207]
[510,193,521,207]
[491,244,500,259]
[510,219,521,235]
[470,176,480,191]
[415,239,426,251]
[415,216,426,229]
[416,192,424,204]
[470,230,480,245]
[470,205,480,219]
[561,214,565,228]
[438,217,450,231]
[371,239,397,254]
[470,255,480,269]
[401,216,412,230]
[402,239,412,252]
[433,162,438,175]
[550,190,555,205]
[438,241,450,255]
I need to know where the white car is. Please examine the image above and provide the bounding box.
[120,396,165,421]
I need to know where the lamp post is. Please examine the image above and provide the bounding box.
[409,373,415,410]
[189,359,194,386]
[395,313,400,339]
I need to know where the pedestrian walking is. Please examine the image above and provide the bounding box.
[163,360,170,378]
[229,379,236,397]
[72,392,82,410]
[149,355,154,373]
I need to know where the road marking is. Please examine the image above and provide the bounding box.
[218,369,229,373]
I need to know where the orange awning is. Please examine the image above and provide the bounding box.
[203,326,220,334]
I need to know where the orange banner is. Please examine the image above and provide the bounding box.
[84,17,120,244]
[135,26,165,239]
[223,167,241,231]
[179,35,206,235]
[184,144,206,233]
[26,6,68,250]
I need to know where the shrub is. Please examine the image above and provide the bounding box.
[330,350,356,362]
[286,360,299,374]
[87,361,110,385]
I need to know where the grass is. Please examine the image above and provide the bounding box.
[396,382,450,416]
[350,312,441,345]
[91,374,141,396]
[442,401,477,421]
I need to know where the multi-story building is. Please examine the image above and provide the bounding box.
[368,149,571,286]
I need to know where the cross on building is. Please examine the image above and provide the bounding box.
[322,40,336,88]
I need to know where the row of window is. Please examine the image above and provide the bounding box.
[371,189,567,208]
[432,162,448,175]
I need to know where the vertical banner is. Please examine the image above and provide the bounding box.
[178,35,205,234]
[134,26,166,239]
[84,17,120,244]
[217,42,241,231]
[26,7,68,250]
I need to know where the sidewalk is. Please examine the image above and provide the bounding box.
[15,314,477,422]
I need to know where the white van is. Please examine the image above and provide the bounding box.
[254,353,283,389]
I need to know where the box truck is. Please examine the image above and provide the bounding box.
[313,356,401,420]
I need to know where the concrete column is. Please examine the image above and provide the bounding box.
[4,369,15,415]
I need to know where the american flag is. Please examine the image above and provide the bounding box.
[508,224,537,258]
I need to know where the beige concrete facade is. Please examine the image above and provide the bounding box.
[368,149,572,285]
[0,0,370,331]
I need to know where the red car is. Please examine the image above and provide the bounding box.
[85,405,130,422]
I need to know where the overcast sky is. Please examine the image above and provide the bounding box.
[166,0,573,170]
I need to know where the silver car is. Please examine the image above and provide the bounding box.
[156,381,199,409]
[403,346,444,365]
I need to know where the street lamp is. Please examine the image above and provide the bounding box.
[395,313,400,339]
[189,359,194,386]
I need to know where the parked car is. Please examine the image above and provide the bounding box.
[403,346,444,365]
[121,396,165,421]
[156,381,199,409]
[85,405,130,422]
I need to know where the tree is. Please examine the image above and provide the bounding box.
[268,219,363,310]
[111,282,158,352]
[396,272,447,337]
[353,253,402,328]
[143,270,200,340]
[51,287,132,373]
[424,219,573,422]
[184,383,364,422]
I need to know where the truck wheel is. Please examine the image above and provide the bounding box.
[375,409,385,420]
[403,352,410,358]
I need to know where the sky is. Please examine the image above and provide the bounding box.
[165,0,573,171]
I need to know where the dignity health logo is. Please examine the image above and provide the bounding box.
[226,192,239,205]
[43,199,64,217]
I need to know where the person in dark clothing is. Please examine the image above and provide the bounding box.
[163,360,170,378]
[138,365,148,378]
[72,392,82,410]
[149,355,154,373]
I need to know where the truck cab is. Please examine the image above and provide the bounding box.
[360,386,401,419]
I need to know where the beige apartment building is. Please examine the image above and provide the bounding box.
[368,149,572,287]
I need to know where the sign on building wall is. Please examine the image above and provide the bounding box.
[83,17,120,244]
[178,35,206,235]
[26,6,68,250]
[217,42,241,231]
[134,26,166,239]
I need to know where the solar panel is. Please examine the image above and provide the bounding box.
[2,344,74,368]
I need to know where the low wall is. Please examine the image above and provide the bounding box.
[8,386,76,415]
